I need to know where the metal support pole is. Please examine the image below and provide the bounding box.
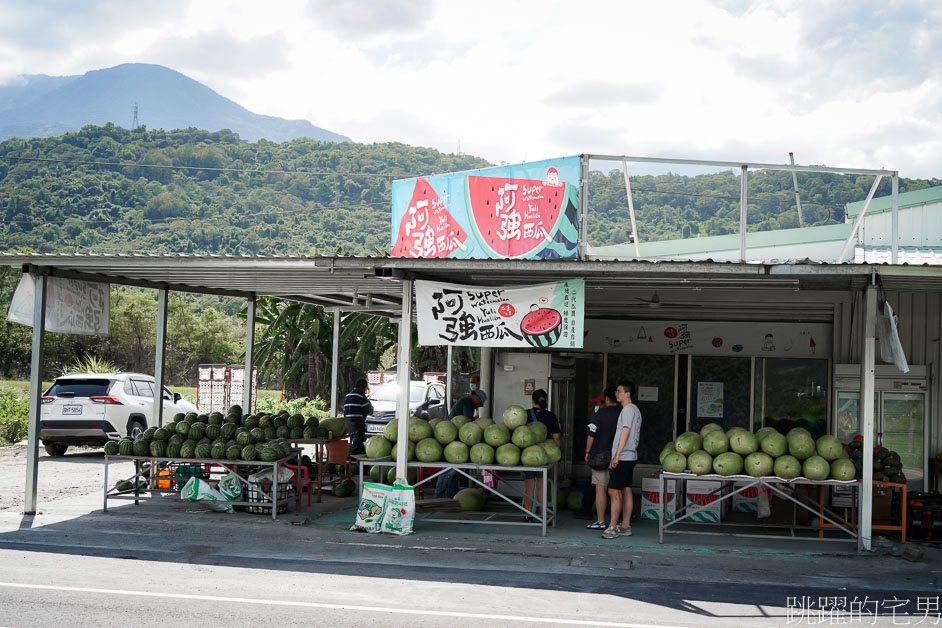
[739,165,748,262]
[839,176,883,262]
[153,289,168,427]
[330,311,341,417]
[24,273,47,515]
[891,175,899,264]
[395,280,413,481]
[244,294,256,414]
[859,282,878,551]
[789,152,804,227]
[446,345,453,410]
[621,161,641,257]
[479,347,493,419]
[578,154,590,260]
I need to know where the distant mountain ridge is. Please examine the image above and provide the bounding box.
[0,63,349,143]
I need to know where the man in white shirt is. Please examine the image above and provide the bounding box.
[602,380,642,539]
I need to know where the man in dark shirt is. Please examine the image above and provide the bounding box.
[584,386,619,530]
[448,389,486,419]
[343,378,372,455]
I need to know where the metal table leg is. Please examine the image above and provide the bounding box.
[658,473,664,543]
[541,467,547,537]
[103,455,109,512]
[272,461,279,521]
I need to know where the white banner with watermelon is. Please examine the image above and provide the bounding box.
[415,279,585,348]
[391,156,580,260]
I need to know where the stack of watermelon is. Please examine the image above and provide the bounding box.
[362,405,561,469]
[105,406,336,465]
[845,437,907,483]
[659,423,858,481]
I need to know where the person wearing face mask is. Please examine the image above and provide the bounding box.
[522,389,560,521]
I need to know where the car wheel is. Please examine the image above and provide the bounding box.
[128,419,146,439]
[43,443,68,456]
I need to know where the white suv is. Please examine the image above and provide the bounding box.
[40,372,198,456]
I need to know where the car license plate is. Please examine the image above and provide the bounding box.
[63,405,83,416]
[366,423,384,434]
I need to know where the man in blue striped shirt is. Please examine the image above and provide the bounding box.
[343,378,372,455]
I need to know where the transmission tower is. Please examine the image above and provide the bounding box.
[132,102,139,130]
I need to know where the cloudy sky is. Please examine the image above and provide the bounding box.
[1,0,940,178]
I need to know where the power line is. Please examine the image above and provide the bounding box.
[0,154,408,178]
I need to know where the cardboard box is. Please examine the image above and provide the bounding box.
[731,481,759,513]
[831,483,893,520]
[683,479,728,523]
[640,474,677,521]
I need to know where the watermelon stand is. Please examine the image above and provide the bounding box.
[103,450,302,520]
[357,459,557,536]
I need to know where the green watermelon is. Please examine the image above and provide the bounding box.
[236,432,253,447]
[194,443,211,459]
[258,415,273,429]
[249,427,264,442]
[209,412,223,425]
[204,424,221,440]
[290,427,303,439]
[220,423,237,439]
[210,442,226,459]
[179,442,194,458]
[241,445,257,461]
[276,426,290,439]
[142,427,157,442]
[166,442,181,458]
[184,412,197,423]
[173,412,186,423]
[117,439,134,456]
[103,441,119,455]
[287,414,303,429]
[132,440,149,457]
[225,445,241,460]
[189,423,207,441]
[176,421,190,437]
[149,440,166,457]
[302,426,317,439]
[273,415,287,429]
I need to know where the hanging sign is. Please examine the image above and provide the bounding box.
[415,279,584,348]
[391,156,580,260]
[697,382,724,418]
[7,275,110,336]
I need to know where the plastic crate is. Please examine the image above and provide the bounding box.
[908,493,942,540]
[243,479,292,515]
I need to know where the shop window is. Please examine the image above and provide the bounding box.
[754,358,829,440]
[607,354,675,465]
[690,356,751,434]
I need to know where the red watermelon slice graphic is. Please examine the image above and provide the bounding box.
[520,305,562,348]
[466,175,568,258]
[392,178,468,258]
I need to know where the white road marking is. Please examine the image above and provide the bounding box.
[0,581,685,628]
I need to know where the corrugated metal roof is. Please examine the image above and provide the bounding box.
[845,184,942,217]
[855,247,942,266]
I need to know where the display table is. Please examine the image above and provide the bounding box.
[103,452,301,521]
[286,437,351,503]
[657,472,863,552]
[357,460,558,536]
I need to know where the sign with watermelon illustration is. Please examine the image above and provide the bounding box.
[391,156,580,259]
[415,279,584,348]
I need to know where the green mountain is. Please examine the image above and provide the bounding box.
[0,124,938,257]
[0,63,349,143]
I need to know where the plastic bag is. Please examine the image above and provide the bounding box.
[352,482,391,533]
[248,466,294,484]
[180,477,232,513]
[878,301,910,373]
[217,472,243,501]
[382,482,415,536]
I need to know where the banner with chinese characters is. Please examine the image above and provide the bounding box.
[581,319,831,358]
[391,156,580,260]
[7,274,110,336]
[415,279,585,348]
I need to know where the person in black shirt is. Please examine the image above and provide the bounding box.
[584,386,619,529]
[523,389,560,520]
[343,378,372,455]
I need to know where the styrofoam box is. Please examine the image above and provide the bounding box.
[683,479,728,523]
[640,474,678,520]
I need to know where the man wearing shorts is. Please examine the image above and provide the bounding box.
[602,380,642,539]
[584,386,619,530]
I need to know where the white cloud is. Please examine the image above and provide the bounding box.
[0,0,940,178]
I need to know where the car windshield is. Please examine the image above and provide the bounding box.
[47,378,111,398]
[369,383,425,403]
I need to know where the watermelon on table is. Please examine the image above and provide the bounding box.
[391,178,469,258]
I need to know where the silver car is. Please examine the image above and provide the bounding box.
[365,380,447,435]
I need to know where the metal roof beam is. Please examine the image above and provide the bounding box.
[586,154,896,176]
